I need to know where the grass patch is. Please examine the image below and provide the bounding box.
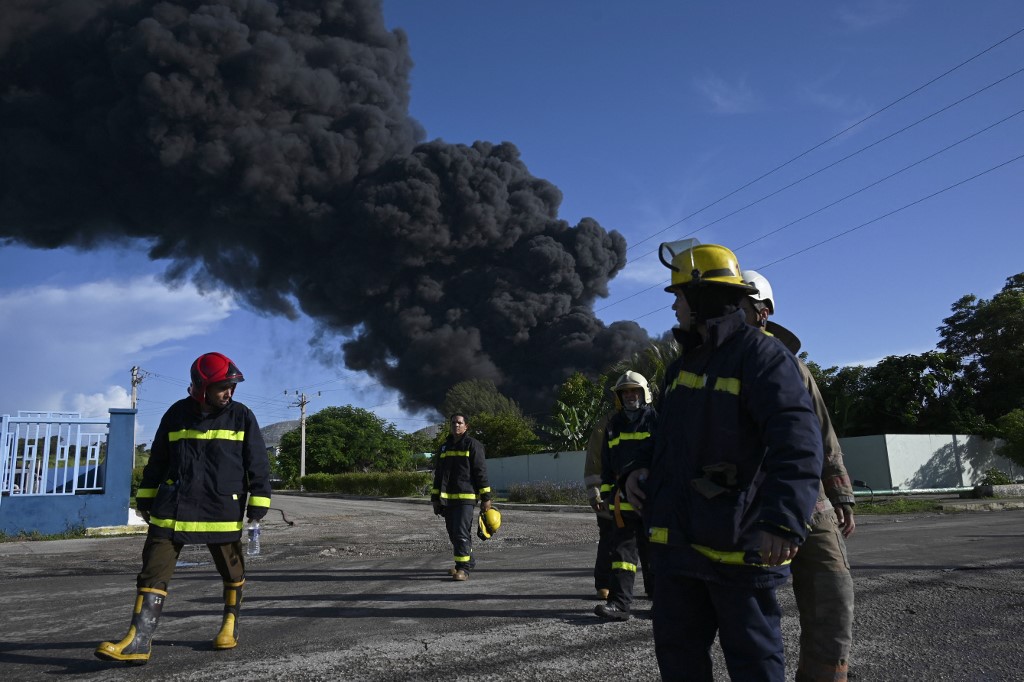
[507,480,589,505]
[855,497,943,514]
[0,527,87,543]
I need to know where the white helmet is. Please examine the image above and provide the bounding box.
[612,371,652,407]
[742,270,774,315]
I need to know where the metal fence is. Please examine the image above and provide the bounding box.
[0,411,109,500]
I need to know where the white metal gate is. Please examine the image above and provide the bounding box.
[0,412,109,506]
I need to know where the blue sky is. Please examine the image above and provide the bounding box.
[1,0,1022,444]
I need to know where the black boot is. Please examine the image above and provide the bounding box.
[213,579,244,649]
[594,602,631,622]
[95,587,167,664]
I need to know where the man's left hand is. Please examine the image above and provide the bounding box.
[835,504,856,537]
[758,530,799,566]
[480,499,492,512]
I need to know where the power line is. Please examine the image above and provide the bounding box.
[625,26,1024,254]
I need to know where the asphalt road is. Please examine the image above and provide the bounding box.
[1,494,1023,681]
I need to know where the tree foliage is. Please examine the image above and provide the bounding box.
[938,273,1024,423]
[807,272,1023,438]
[538,372,607,451]
[440,379,519,419]
[996,409,1024,468]
[277,406,412,481]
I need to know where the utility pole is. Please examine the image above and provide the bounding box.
[287,390,320,488]
[130,366,148,467]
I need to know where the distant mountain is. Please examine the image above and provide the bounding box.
[261,420,300,448]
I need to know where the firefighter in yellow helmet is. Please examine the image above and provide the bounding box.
[95,352,272,665]
[624,240,823,680]
[592,371,657,622]
[742,269,856,682]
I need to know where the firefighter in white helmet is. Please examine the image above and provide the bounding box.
[624,239,822,680]
[593,371,657,621]
[742,269,856,682]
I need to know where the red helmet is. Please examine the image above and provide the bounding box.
[188,352,244,405]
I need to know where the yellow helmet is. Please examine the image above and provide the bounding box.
[659,239,757,294]
[477,507,502,540]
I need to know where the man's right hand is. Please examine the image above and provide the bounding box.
[624,468,650,510]
[432,500,444,516]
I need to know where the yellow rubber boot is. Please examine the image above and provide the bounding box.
[95,587,167,664]
[213,579,244,650]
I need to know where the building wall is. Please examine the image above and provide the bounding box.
[487,435,1018,494]
[486,451,586,494]
[831,434,1015,491]
[0,409,136,535]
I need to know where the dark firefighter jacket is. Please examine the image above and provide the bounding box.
[431,434,491,506]
[638,309,823,588]
[600,406,657,522]
[136,397,272,544]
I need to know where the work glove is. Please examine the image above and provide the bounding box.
[246,505,268,523]
[432,499,445,516]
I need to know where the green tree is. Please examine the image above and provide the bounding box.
[538,372,606,451]
[471,410,544,458]
[441,379,519,419]
[802,357,870,437]
[277,406,411,481]
[938,273,1024,423]
[995,409,1024,468]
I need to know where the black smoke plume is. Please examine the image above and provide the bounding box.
[0,0,649,413]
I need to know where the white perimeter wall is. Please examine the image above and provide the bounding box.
[485,435,1019,493]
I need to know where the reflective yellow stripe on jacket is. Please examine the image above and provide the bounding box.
[667,370,741,396]
[440,450,470,458]
[607,431,652,448]
[648,527,792,567]
[168,429,245,442]
[248,496,271,508]
[148,517,244,533]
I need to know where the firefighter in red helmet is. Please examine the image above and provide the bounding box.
[95,352,272,665]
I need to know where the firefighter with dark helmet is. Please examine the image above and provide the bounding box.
[593,371,657,622]
[742,269,857,682]
[95,352,272,665]
[623,240,823,680]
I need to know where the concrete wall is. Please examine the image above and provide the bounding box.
[486,451,586,494]
[0,408,136,535]
[488,435,1019,494]
[838,434,1017,491]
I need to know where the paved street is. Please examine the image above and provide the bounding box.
[1,494,1023,681]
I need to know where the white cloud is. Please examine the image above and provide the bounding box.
[694,74,759,114]
[68,386,132,418]
[836,0,910,30]
[0,276,235,417]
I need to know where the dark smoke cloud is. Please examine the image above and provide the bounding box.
[0,0,649,413]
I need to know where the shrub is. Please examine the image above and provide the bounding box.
[980,468,1014,486]
[507,480,588,505]
[299,471,432,497]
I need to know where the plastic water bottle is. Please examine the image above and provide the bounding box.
[246,521,261,556]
